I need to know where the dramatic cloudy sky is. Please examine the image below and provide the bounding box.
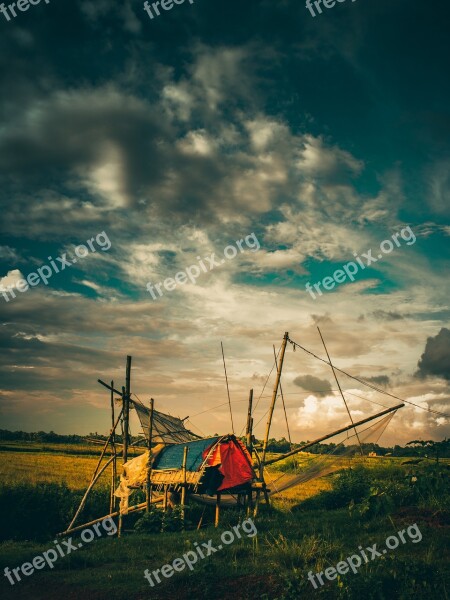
[0,0,449,445]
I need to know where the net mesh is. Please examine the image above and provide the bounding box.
[131,399,201,444]
[267,411,395,496]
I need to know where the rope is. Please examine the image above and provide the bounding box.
[238,344,281,438]
[287,337,450,418]
[274,344,292,449]
[317,327,363,455]
[221,342,235,434]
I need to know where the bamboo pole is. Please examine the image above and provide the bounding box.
[67,411,123,532]
[89,409,123,484]
[273,345,292,448]
[110,380,116,513]
[146,398,154,512]
[118,356,132,538]
[246,489,253,517]
[67,454,117,532]
[122,392,128,462]
[163,485,168,512]
[317,327,363,456]
[98,379,123,396]
[181,445,188,528]
[260,332,289,477]
[58,496,164,537]
[215,493,221,527]
[221,341,235,434]
[246,389,254,455]
[122,355,132,464]
[265,403,404,466]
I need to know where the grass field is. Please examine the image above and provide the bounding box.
[0,443,141,488]
[0,444,449,600]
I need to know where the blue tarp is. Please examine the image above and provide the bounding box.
[153,437,219,471]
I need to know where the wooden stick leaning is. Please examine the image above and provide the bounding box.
[67,409,124,532]
[146,398,154,512]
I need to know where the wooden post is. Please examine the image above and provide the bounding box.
[163,485,168,512]
[246,489,253,517]
[118,354,131,539]
[253,491,260,517]
[273,345,292,449]
[181,445,188,528]
[123,355,132,463]
[260,332,289,478]
[146,398,154,512]
[215,493,221,527]
[110,380,116,514]
[246,389,254,455]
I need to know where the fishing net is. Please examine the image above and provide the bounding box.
[266,411,395,495]
[131,399,201,444]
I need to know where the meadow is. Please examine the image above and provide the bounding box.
[0,443,448,600]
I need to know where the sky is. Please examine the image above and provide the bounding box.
[0,0,449,446]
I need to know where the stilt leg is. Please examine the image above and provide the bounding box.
[215,493,221,527]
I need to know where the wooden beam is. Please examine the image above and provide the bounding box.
[265,403,404,466]
[98,379,123,396]
[58,496,164,537]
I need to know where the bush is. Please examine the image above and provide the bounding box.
[133,505,188,533]
[0,482,110,541]
[134,507,163,533]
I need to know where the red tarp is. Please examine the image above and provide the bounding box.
[204,438,254,491]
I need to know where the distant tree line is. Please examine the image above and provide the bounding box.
[253,436,450,458]
[1,429,449,458]
[0,430,87,443]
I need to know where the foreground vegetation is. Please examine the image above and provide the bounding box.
[0,444,449,599]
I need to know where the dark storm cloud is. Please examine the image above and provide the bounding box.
[0,47,269,231]
[416,328,450,381]
[372,310,404,321]
[0,88,171,196]
[293,374,332,397]
[362,375,390,388]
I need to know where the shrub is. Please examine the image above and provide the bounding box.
[134,507,163,533]
[0,482,110,541]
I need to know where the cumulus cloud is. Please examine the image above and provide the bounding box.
[0,0,448,445]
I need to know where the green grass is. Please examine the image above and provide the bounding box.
[0,449,449,599]
[0,507,448,600]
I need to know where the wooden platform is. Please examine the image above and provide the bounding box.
[150,470,202,485]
